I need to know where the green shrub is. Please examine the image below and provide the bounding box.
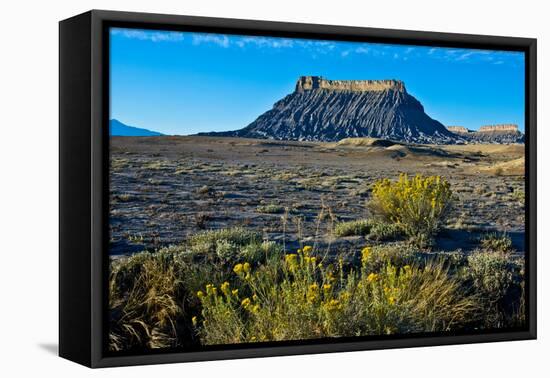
[214,240,240,261]
[256,204,285,214]
[239,240,283,264]
[360,244,417,272]
[367,220,404,241]
[334,219,371,237]
[334,218,403,241]
[369,174,453,247]
[189,227,262,259]
[466,249,522,327]
[186,227,284,267]
[480,232,513,254]
[467,250,513,303]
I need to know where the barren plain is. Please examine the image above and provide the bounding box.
[109,136,525,257]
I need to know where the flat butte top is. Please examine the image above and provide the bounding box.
[295,76,406,93]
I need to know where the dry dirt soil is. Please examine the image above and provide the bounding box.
[109,136,526,256]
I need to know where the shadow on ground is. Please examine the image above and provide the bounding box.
[437,228,525,254]
[38,343,58,356]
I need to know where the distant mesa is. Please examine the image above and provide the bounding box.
[479,124,519,133]
[446,124,523,144]
[446,126,471,134]
[110,119,164,137]
[201,75,457,144]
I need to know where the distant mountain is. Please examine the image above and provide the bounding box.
[110,119,164,136]
[200,76,458,144]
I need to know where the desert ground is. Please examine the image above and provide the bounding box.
[109,136,525,257]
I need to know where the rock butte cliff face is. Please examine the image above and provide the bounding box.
[479,124,519,132]
[208,76,457,144]
[295,76,406,93]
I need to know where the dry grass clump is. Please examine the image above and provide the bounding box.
[142,160,167,170]
[194,212,211,229]
[512,188,525,205]
[115,193,135,202]
[196,185,211,196]
[109,252,183,351]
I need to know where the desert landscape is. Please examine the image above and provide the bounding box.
[108,76,526,352]
[110,136,525,257]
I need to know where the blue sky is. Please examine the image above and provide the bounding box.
[110,27,525,135]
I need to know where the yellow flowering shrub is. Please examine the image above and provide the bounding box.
[370,174,453,247]
[194,247,476,344]
[194,280,245,345]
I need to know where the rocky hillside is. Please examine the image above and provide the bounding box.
[203,76,458,144]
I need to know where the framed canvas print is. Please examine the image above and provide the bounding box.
[59,10,537,368]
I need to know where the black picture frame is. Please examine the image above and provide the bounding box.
[59,9,537,368]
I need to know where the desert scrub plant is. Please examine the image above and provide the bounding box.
[196,185,211,196]
[334,218,403,240]
[466,250,514,303]
[239,240,283,265]
[333,219,371,237]
[126,233,145,244]
[369,174,453,247]
[512,188,525,205]
[111,157,130,171]
[142,160,167,170]
[256,203,285,214]
[360,245,417,272]
[116,193,135,202]
[366,220,404,241]
[108,251,183,351]
[465,249,522,327]
[480,232,513,254]
[188,227,266,263]
[189,227,283,264]
[193,246,477,344]
[194,212,211,229]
